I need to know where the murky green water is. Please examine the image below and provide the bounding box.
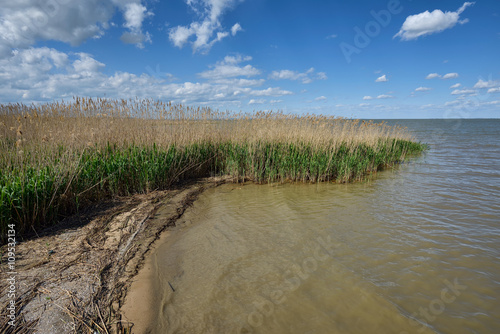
[146,119,500,334]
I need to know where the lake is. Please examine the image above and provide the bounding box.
[141,119,500,334]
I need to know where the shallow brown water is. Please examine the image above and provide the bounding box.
[144,119,500,334]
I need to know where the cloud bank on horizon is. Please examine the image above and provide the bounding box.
[0,0,498,118]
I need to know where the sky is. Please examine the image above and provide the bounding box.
[0,0,499,118]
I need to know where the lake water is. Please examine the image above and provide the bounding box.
[143,119,500,334]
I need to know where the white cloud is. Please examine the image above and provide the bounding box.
[415,87,432,92]
[0,0,153,56]
[210,78,264,87]
[426,72,459,80]
[451,89,476,95]
[363,94,394,100]
[119,3,153,48]
[0,49,292,105]
[317,72,327,80]
[426,73,441,79]
[168,0,241,53]
[269,68,327,84]
[123,3,148,30]
[231,23,242,36]
[169,26,193,48]
[315,96,327,101]
[442,72,459,79]
[250,87,293,96]
[198,55,260,79]
[375,74,388,82]
[0,47,68,85]
[394,2,475,41]
[223,55,252,64]
[450,83,461,89]
[442,98,500,112]
[248,99,266,105]
[73,53,105,75]
[474,79,500,89]
[488,88,500,93]
[270,99,283,104]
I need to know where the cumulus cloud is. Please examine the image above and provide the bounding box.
[488,88,500,93]
[317,72,327,80]
[269,68,327,84]
[248,99,266,105]
[73,53,105,75]
[362,95,393,100]
[451,89,476,95]
[415,87,432,92]
[426,73,440,79]
[0,47,182,101]
[315,96,327,101]
[198,55,260,80]
[474,79,500,89]
[211,78,264,87]
[0,47,68,85]
[442,72,459,79]
[375,74,388,82]
[0,0,153,56]
[0,50,294,105]
[450,83,461,89]
[394,2,474,41]
[249,87,293,97]
[168,0,242,53]
[123,3,148,30]
[426,72,459,80]
[119,3,153,48]
[231,23,243,36]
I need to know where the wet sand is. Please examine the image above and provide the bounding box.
[0,177,229,334]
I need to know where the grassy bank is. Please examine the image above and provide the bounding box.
[0,98,426,241]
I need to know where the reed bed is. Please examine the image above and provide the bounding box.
[0,97,426,241]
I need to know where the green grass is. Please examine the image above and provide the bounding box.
[0,138,426,242]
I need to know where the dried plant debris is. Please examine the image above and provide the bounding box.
[0,178,226,334]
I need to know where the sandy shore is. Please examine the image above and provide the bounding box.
[0,177,229,334]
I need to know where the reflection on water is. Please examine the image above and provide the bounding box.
[147,120,500,334]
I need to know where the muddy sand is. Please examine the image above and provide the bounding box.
[0,177,230,334]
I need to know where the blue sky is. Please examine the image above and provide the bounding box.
[0,0,499,118]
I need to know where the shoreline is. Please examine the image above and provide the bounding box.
[0,177,229,334]
[0,166,419,334]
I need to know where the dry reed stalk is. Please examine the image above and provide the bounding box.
[0,97,424,241]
